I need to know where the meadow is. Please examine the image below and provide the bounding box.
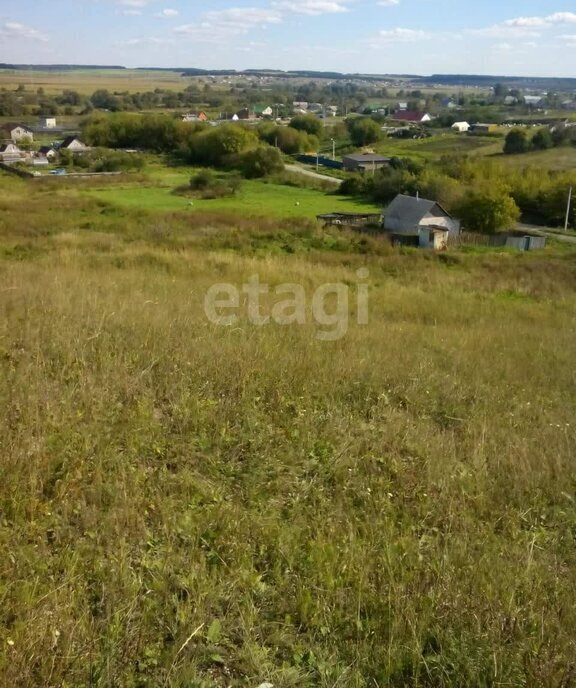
[1,170,576,687]
[77,164,380,219]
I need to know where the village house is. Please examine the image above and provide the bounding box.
[254,105,274,118]
[59,136,89,152]
[523,95,544,107]
[0,143,23,163]
[384,194,460,250]
[392,111,432,124]
[38,146,58,160]
[181,112,208,122]
[0,123,34,143]
[451,121,471,133]
[343,153,390,172]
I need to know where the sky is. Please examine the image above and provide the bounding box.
[1,0,576,77]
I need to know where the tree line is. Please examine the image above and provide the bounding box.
[340,156,576,232]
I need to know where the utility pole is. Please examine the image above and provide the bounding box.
[331,137,335,160]
[565,186,573,232]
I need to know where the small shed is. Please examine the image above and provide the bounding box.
[384,194,460,249]
[470,123,497,134]
[40,117,57,129]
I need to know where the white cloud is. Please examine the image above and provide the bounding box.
[121,9,142,15]
[119,0,149,6]
[377,0,399,6]
[376,27,431,42]
[122,36,173,46]
[155,8,179,18]
[175,7,283,42]
[474,11,576,39]
[204,7,282,28]
[469,24,541,39]
[0,22,48,42]
[274,0,350,15]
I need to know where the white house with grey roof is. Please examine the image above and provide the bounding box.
[384,194,460,250]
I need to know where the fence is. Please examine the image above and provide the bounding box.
[296,155,344,170]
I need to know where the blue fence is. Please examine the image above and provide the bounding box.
[296,155,343,170]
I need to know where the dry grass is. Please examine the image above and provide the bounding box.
[1,172,576,687]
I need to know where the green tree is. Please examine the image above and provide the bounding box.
[347,117,382,146]
[289,114,323,137]
[503,128,530,155]
[456,189,520,234]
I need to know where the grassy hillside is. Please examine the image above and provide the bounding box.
[1,172,576,687]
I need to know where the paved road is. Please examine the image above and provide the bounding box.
[516,223,576,244]
[285,164,342,186]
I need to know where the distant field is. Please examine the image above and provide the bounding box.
[0,68,189,94]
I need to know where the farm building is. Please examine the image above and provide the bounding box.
[384,194,460,250]
[0,143,23,162]
[59,137,89,152]
[0,123,34,143]
[452,121,471,133]
[392,111,432,124]
[343,153,390,172]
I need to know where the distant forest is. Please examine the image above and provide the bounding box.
[1,64,576,90]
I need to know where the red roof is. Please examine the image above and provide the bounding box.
[392,111,428,122]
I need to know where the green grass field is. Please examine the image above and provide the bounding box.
[1,169,576,687]
[490,145,576,171]
[375,133,503,162]
[78,164,380,219]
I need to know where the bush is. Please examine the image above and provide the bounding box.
[532,128,554,151]
[237,146,284,179]
[455,188,520,234]
[503,129,530,155]
[189,169,216,190]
